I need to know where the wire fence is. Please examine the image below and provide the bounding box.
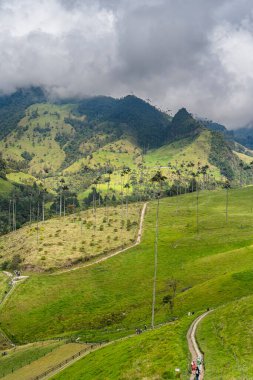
[30,344,100,380]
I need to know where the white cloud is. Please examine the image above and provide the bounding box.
[0,0,253,127]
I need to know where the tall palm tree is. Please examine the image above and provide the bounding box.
[224,180,231,223]
[105,168,112,222]
[59,178,65,217]
[150,170,167,329]
[124,183,130,220]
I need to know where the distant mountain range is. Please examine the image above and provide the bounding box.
[0,87,253,233]
[0,89,252,187]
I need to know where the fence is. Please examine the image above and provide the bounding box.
[31,344,99,380]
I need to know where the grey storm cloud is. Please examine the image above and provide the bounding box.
[0,0,253,127]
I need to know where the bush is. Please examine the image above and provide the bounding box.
[1,260,10,270]
[9,254,22,270]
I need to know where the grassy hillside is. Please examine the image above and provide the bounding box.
[0,272,9,301]
[145,129,220,176]
[0,177,13,196]
[0,340,64,378]
[1,95,251,209]
[0,103,74,176]
[2,187,253,345]
[0,203,142,272]
[2,342,87,380]
[197,295,253,379]
[0,87,46,140]
[52,318,193,380]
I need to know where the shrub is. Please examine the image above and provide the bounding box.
[1,260,10,270]
[9,254,22,270]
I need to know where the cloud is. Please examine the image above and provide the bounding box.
[0,0,253,127]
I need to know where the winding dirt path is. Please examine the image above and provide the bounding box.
[187,310,212,380]
[52,202,147,276]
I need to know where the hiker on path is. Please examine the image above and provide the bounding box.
[197,356,202,372]
[191,360,197,374]
[195,365,200,380]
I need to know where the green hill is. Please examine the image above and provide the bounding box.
[0,202,142,272]
[1,90,253,245]
[2,187,253,343]
[197,294,253,379]
[1,187,253,378]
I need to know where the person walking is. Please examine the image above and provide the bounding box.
[195,365,200,380]
[191,360,197,374]
[197,356,202,372]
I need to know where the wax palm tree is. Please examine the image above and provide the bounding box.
[223,180,231,223]
[150,170,167,329]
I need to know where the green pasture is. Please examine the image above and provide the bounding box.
[2,187,253,345]
[198,294,253,379]
[0,178,13,196]
[52,317,193,380]
[0,340,63,378]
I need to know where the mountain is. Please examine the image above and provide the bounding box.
[0,87,46,140]
[233,123,253,149]
[198,118,234,140]
[0,87,253,229]
[78,95,170,148]
[167,108,203,142]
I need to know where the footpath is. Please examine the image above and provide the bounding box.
[187,310,212,380]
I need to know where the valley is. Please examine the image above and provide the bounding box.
[1,91,253,379]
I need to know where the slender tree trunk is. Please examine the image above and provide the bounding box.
[42,193,45,222]
[12,198,16,232]
[37,201,39,246]
[196,182,199,233]
[226,187,228,223]
[8,199,11,231]
[93,187,96,234]
[152,194,159,329]
[30,196,32,224]
[59,192,62,217]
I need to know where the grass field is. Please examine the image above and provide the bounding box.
[145,130,219,177]
[197,295,253,379]
[2,187,253,346]
[0,203,142,271]
[0,179,13,197]
[1,342,87,380]
[6,172,38,187]
[52,317,194,380]
[0,340,64,378]
[0,272,9,302]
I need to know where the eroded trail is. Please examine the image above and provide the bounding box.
[187,310,212,380]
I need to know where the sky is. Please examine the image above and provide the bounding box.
[0,0,253,128]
